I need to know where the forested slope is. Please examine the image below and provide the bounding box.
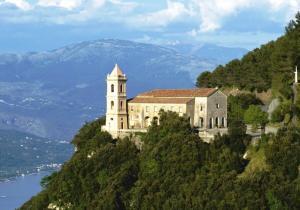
[197,12,300,97]
[19,12,300,210]
[20,112,300,209]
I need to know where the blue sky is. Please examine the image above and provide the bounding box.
[0,0,299,52]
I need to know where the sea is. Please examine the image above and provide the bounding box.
[0,172,49,210]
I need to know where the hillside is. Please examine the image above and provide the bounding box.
[0,39,217,140]
[0,130,73,180]
[20,112,300,209]
[196,12,300,96]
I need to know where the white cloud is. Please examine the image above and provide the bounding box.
[109,0,138,13]
[132,0,189,27]
[267,0,300,20]
[0,0,299,33]
[191,0,252,32]
[37,0,107,11]
[37,0,107,23]
[1,0,32,10]
[37,0,83,10]
[189,0,300,33]
[89,0,106,10]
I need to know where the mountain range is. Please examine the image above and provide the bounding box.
[0,39,247,140]
[168,43,248,65]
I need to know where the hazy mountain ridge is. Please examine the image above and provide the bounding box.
[0,39,219,140]
[0,40,248,140]
[168,43,248,64]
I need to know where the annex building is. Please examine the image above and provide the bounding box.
[101,64,228,141]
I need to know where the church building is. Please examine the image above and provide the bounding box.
[101,64,228,141]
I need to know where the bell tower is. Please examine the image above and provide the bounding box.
[104,64,128,137]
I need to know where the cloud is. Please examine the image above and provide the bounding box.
[35,0,136,23]
[109,0,138,13]
[132,0,189,27]
[190,0,251,32]
[0,0,32,10]
[189,0,300,33]
[0,0,299,34]
[37,0,83,10]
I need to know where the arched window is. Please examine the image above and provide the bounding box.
[120,84,123,93]
[215,117,219,128]
[209,118,213,129]
[199,117,204,128]
[111,101,114,110]
[120,101,123,110]
[111,84,114,93]
[120,118,124,129]
[221,117,225,127]
[144,116,150,127]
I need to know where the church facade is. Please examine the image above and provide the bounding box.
[102,64,228,141]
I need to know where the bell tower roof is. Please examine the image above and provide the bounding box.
[110,64,124,76]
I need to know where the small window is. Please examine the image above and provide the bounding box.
[146,106,150,112]
[130,106,134,111]
[221,117,225,127]
[216,104,220,109]
[154,106,158,112]
[120,101,123,110]
[200,105,203,111]
[120,84,123,93]
[111,84,114,93]
[199,117,204,128]
[111,101,114,110]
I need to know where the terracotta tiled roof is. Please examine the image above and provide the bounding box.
[128,97,194,104]
[138,88,217,98]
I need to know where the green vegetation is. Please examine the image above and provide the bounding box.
[19,12,300,210]
[197,12,300,127]
[228,93,262,122]
[0,130,73,180]
[244,105,268,129]
[196,12,300,94]
[20,111,300,209]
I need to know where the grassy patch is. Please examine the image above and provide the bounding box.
[238,141,270,179]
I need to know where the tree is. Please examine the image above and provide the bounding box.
[244,105,268,130]
[196,71,213,87]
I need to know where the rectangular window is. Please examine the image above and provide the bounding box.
[179,107,182,113]
[200,105,203,111]
[216,104,220,109]
[146,106,149,112]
